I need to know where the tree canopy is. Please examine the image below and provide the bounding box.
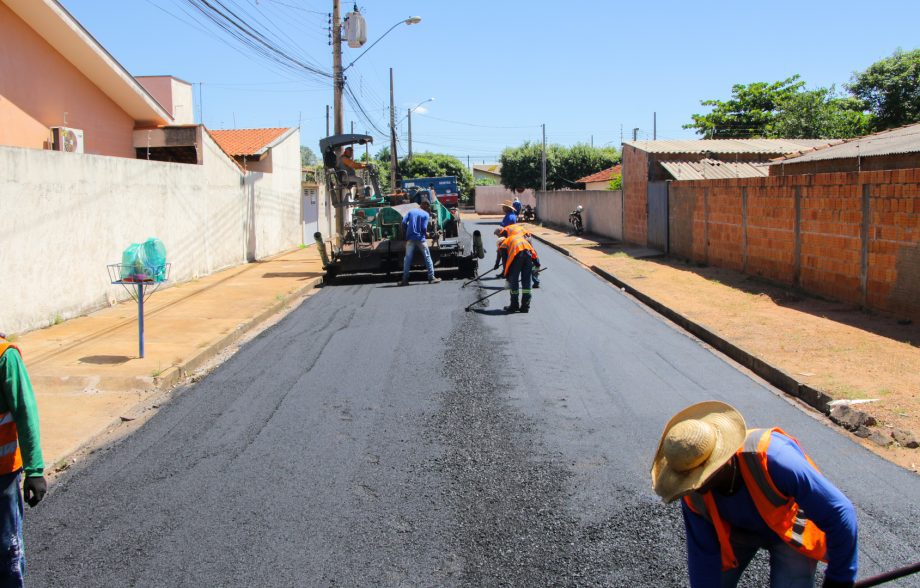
[685,48,920,139]
[848,48,920,131]
[499,142,620,191]
[370,148,473,200]
[300,145,317,166]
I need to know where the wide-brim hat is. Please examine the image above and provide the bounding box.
[651,401,746,503]
[501,200,515,211]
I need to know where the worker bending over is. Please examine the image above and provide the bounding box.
[651,401,858,588]
[496,224,540,313]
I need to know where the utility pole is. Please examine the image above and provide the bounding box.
[350,121,354,134]
[389,68,397,192]
[407,108,413,159]
[653,112,657,140]
[541,123,546,192]
[330,0,345,236]
[633,127,639,141]
[325,105,330,136]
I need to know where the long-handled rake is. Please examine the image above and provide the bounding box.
[855,561,920,587]
[464,267,546,312]
[461,266,497,288]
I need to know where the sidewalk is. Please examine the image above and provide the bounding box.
[481,215,919,473]
[12,246,324,472]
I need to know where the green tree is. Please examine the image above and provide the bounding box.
[474,176,498,186]
[300,146,317,166]
[555,143,620,189]
[770,87,873,138]
[499,142,619,190]
[848,48,920,131]
[684,76,805,138]
[608,174,623,190]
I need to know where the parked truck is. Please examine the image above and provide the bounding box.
[400,176,460,208]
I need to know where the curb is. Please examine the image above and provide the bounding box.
[48,274,323,474]
[528,232,834,417]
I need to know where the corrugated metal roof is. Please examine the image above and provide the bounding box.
[772,123,920,164]
[625,138,840,155]
[661,159,770,181]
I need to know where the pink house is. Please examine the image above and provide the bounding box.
[0,0,174,157]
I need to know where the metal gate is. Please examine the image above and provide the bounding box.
[647,181,669,252]
[302,186,319,243]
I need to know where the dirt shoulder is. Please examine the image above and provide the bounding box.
[516,219,920,474]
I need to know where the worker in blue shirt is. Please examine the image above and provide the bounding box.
[652,401,858,588]
[400,200,440,286]
[500,200,517,227]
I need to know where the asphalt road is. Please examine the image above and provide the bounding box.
[26,219,920,587]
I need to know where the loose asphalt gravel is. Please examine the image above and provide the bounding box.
[24,219,920,587]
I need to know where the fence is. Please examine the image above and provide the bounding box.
[535,190,624,241]
[0,133,304,334]
[668,168,920,319]
[474,186,535,214]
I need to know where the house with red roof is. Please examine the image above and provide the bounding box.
[576,165,622,190]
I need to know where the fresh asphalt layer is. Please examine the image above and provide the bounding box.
[25,219,920,586]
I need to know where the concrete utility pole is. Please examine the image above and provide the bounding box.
[407,108,413,159]
[389,68,397,192]
[331,0,345,236]
[541,123,546,192]
[633,127,639,141]
[326,105,330,136]
[653,112,657,140]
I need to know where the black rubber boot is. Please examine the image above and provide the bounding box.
[503,294,520,313]
[520,294,531,313]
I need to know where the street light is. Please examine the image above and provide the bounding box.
[404,97,434,159]
[342,16,422,73]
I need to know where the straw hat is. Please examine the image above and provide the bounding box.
[651,401,746,503]
[501,200,515,212]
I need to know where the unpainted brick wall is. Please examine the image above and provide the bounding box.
[622,145,648,245]
[668,169,920,319]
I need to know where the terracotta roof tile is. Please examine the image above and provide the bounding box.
[577,164,622,184]
[209,127,291,156]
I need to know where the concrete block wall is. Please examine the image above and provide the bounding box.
[668,168,920,319]
[535,190,623,240]
[0,133,304,334]
[474,186,535,215]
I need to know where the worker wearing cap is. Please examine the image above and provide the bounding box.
[500,200,517,227]
[651,401,858,588]
[496,224,539,313]
[0,335,47,586]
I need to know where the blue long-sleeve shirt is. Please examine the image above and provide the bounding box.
[402,208,429,242]
[500,212,517,227]
[682,432,858,586]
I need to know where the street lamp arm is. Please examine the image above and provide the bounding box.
[342,17,421,72]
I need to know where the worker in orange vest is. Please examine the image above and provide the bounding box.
[652,401,858,587]
[0,335,47,586]
[496,224,540,313]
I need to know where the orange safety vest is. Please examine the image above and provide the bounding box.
[499,225,536,276]
[683,428,827,571]
[0,341,24,475]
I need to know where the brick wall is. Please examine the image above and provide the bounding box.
[668,169,920,319]
[622,145,648,245]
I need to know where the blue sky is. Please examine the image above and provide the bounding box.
[61,0,919,164]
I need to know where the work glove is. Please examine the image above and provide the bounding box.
[23,475,47,507]
[821,579,854,588]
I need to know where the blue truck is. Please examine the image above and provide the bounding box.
[399,176,459,208]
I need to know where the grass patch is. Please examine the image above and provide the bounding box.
[151,363,163,378]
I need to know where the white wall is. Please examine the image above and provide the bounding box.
[474,186,535,214]
[535,190,623,240]
[0,130,303,334]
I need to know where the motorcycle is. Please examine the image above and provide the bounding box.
[569,205,584,235]
[520,204,536,222]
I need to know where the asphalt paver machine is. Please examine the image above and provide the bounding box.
[315,134,482,281]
